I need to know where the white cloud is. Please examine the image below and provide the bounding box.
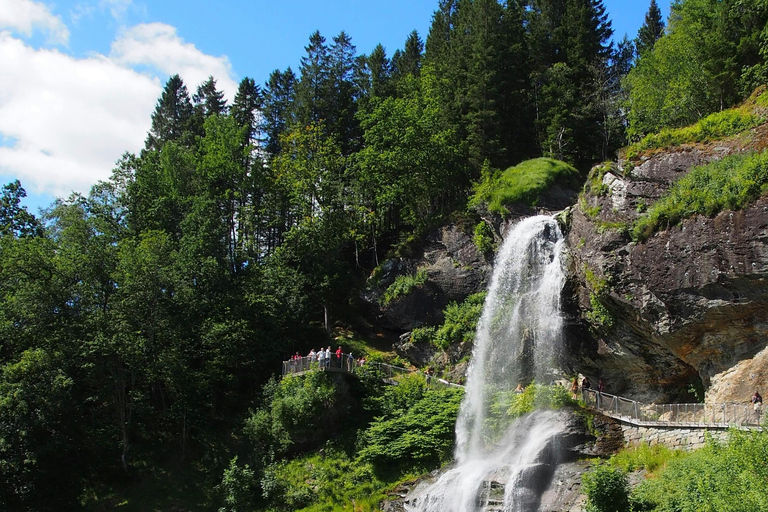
[99,0,133,21]
[111,22,238,101]
[0,32,159,196]
[0,19,240,199]
[0,0,69,44]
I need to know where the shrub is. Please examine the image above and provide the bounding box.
[473,221,496,255]
[583,464,630,512]
[633,150,768,241]
[357,385,464,475]
[470,158,580,216]
[433,292,486,349]
[633,430,768,512]
[380,269,428,306]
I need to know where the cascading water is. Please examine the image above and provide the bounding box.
[406,216,567,512]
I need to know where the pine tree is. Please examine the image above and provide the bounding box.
[636,0,665,57]
[193,76,228,117]
[145,74,194,151]
[392,30,424,79]
[295,31,332,126]
[365,44,392,98]
[261,68,297,156]
[231,77,262,146]
[328,31,360,153]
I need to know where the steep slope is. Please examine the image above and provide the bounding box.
[566,90,768,403]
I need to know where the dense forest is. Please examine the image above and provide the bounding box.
[1,0,768,510]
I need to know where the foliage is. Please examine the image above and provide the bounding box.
[470,158,580,216]
[483,384,578,445]
[380,269,428,306]
[632,430,768,512]
[357,382,463,475]
[633,151,768,241]
[473,221,496,255]
[624,106,762,160]
[583,464,631,512]
[608,443,679,474]
[217,457,256,512]
[244,372,343,457]
[409,292,486,350]
[625,0,768,138]
[586,293,615,329]
[260,447,397,512]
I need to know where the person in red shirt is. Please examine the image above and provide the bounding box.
[335,346,343,368]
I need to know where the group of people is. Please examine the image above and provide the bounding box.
[571,376,605,400]
[288,346,366,372]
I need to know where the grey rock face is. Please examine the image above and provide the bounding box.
[567,137,768,402]
[362,224,491,332]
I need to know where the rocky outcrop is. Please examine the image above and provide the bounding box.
[361,223,491,331]
[566,127,768,403]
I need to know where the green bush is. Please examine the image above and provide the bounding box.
[470,158,580,216]
[408,292,486,350]
[633,430,768,512]
[357,385,464,475]
[380,269,428,306]
[217,457,256,512]
[473,221,496,255]
[633,151,768,241]
[583,464,630,512]
[433,292,486,349]
[244,372,341,456]
[483,384,578,446]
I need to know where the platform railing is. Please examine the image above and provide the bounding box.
[582,388,765,427]
[281,356,465,390]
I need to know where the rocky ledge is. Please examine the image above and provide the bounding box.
[566,128,768,403]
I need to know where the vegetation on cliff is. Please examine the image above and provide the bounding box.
[1,0,768,509]
[585,431,768,512]
[470,158,580,216]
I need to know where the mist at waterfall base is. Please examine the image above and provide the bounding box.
[407,216,568,512]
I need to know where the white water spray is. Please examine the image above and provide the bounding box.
[407,216,567,512]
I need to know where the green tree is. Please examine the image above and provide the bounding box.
[145,74,194,151]
[0,180,41,238]
[636,0,665,56]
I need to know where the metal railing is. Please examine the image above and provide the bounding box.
[282,352,358,376]
[582,388,766,428]
[281,356,465,390]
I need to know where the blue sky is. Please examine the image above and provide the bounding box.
[0,0,669,214]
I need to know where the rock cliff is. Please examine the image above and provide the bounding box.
[565,124,768,403]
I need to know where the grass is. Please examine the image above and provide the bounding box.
[633,150,768,241]
[624,89,766,161]
[380,269,428,306]
[608,443,679,475]
[470,158,580,216]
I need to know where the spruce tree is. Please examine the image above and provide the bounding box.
[261,68,297,156]
[295,31,332,126]
[231,77,262,146]
[636,0,665,57]
[392,30,424,79]
[145,74,194,151]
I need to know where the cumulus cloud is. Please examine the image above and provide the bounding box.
[111,23,238,102]
[0,0,69,44]
[0,32,159,196]
[0,6,239,199]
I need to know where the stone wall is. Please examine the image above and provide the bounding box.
[620,423,730,451]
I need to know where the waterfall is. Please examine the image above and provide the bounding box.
[406,216,567,512]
